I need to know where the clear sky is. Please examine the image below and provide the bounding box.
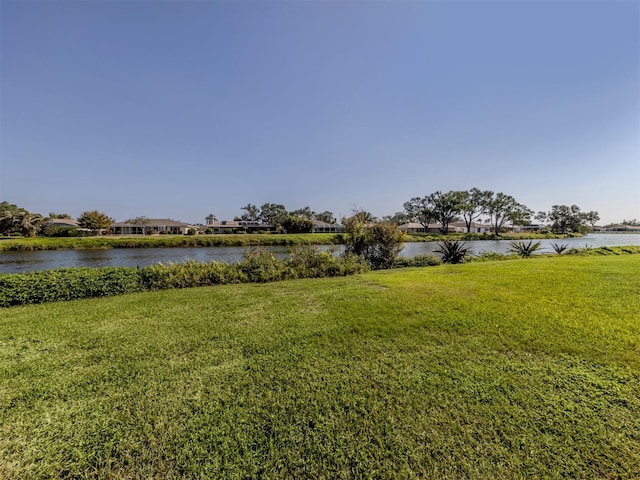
[1,0,638,225]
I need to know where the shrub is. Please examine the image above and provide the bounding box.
[237,248,291,283]
[550,243,569,255]
[471,251,510,262]
[283,216,314,234]
[434,240,470,264]
[0,267,143,307]
[287,245,367,278]
[341,218,405,269]
[508,240,542,258]
[138,261,246,290]
[567,244,593,255]
[393,254,442,268]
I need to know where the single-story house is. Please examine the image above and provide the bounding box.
[449,221,491,233]
[398,221,490,234]
[311,220,345,233]
[112,219,194,235]
[398,222,427,233]
[41,218,80,228]
[208,220,276,234]
[604,224,640,232]
[511,224,544,233]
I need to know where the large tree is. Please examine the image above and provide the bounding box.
[383,211,412,225]
[428,190,466,234]
[485,193,529,235]
[459,188,493,233]
[0,202,43,237]
[282,216,314,233]
[237,204,259,222]
[78,210,113,235]
[0,210,43,237]
[583,211,600,228]
[259,203,288,226]
[547,205,588,233]
[315,211,336,224]
[289,206,313,219]
[47,212,72,219]
[403,196,436,230]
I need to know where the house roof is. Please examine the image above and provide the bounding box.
[398,223,426,230]
[606,224,640,230]
[311,220,340,227]
[209,221,275,228]
[112,219,191,227]
[42,218,80,227]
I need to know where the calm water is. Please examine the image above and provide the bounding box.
[1,234,638,274]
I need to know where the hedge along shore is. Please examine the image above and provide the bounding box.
[0,231,580,251]
[0,245,637,308]
[0,233,343,251]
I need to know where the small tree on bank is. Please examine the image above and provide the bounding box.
[283,216,314,233]
[78,211,113,235]
[342,212,405,269]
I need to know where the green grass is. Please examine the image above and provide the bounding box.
[1,255,639,478]
[0,233,342,251]
[0,231,580,250]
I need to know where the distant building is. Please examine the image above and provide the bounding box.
[42,218,80,228]
[311,220,345,233]
[112,219,193,235]
[207,220,276,234]
[398,221,489,234]
[604,224,640,232]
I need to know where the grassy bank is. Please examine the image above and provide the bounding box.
[0,233,342,251]
[1,255,638,478]
[0,231,581,250]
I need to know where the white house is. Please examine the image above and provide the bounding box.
[311,220,345,233]
[112,219,194,235]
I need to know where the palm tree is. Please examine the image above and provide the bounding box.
[0,210,17,235]
[18,212,43,237]
[205,213,217,225]
[0,211,42,237]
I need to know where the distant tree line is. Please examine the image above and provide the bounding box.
[231,203,337,233]
[400,189,599,235]
[0,193,607,238]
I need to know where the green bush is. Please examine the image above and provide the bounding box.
[470,251,511,262]
[287,245,367,278]
[508,240,542,258]
[0,267,142,307]
[550,242,569,255]
[237,249,292,283]
[434,240,470,264]
[283,216,314,234]
[392,254,442,268]
[341,220,405,269]
[138,261,246,290]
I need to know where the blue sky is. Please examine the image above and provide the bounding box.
[1,0,638,225]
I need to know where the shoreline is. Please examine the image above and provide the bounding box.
[0,232,584,252]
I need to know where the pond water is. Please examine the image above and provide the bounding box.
[0,234,638,274]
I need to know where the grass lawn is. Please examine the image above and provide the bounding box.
[1,255,639,478]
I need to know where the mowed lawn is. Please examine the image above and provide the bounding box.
[1,255,639,479]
